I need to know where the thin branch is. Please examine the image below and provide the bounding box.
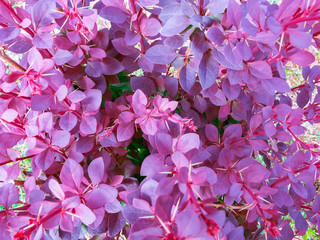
[0,49,26,72]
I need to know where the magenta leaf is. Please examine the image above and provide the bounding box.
[35,148,55,171]
[60,159,84,190]
[80,116,97,135]
[51,130,70,148]
[155,132,173,156]
[88,157,104,185]
[32,32,53,49]
[1,109,18,122]
[176,133,200,153]
[0,183,19,209]
[117,122,134,142]
[288,51,315,66]
[48,179,65,200]
[59,112,78,132]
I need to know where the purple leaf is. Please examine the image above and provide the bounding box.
[277,0,302,21]
[139,0,159,7]
[55,84,68,101]
[264,121,276,137]
[198,51,219,89]
[241,18,258,36]
[161,15,190,37]
[176,211,201,238]
[112,38,136,55]
[207,27,226,45]
[249,139,268,151]
[31,0,55,29]
[209,89,227,106]
[131,77,156,95]
[0,27,20,41]
[248,61,272,79]
[68,91,86,103]
[100,6,127,23]
[297,88,310,108]
[53,49,73,65]
[227,0,242,28]
[76,204,96,225]
[85,186,117,209]
[179,64,196,92]
[155,195,173,222]
[101,57,124,75]
[0,133,22,149]
[1,109,18,122]
[140,18,161,37]
[80,116,97,135]
[82,89,102,113]
[228,69,243,84]
[31,95,51,111]
[107,212,126,237]
[59,112,78,132]
[145,45,179,64]
[205,124,219,142]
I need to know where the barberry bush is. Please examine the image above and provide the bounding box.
[0,0,320,239]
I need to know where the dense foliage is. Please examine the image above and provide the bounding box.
[0,0,320,239]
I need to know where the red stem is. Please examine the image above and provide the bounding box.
[0,155,35,167]
[199,0,204,15]
[129,0,146,53]
[20,207,62,238]
[284,14,320,27]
